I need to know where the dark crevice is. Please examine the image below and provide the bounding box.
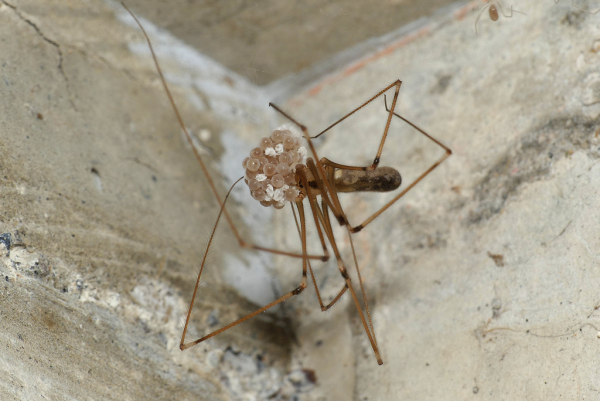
[467,114,600,225]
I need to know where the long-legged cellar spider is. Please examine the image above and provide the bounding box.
[475,0,526,34]
[123,4,451,365]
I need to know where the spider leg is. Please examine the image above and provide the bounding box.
[340,98,452,233]
[123,3,328,263]
[311,80,403,171]
[495,0,527,17]
[180,192,313,350]
[290,192,349,312]
[475,3,491,34]
[289,187,352,314]
[315,95,451,233]
[305,172,383,364]
[322,197,380,360]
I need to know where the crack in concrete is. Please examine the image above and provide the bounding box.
[1,0,77,111]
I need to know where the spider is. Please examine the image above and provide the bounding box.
[475,0,526,34]
[123,3,451,365]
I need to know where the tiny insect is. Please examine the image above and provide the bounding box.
[475,0,526,34]
[123,4,451,365]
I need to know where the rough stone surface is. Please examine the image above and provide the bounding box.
[2,0,600,400]
[122,0,461,86]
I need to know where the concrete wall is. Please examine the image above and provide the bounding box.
[1,0,600,400]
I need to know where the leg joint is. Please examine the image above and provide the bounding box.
[292,283,307,295]
[339,267,350,280]
[351,224,363,233]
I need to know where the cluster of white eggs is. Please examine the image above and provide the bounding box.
[243,125,308,209]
